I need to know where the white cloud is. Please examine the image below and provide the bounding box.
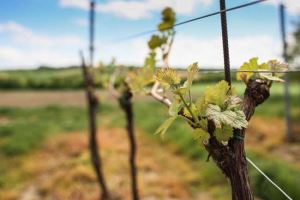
[60,0,89,10]
[59,0,213,20]
[99,34,281,68]
[0,21,83,47]
[0,22,282,69]
[0,21,85,69]
[59,0,300,20]
[0,46,79,68]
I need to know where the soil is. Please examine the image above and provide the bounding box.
[1,128,211,200]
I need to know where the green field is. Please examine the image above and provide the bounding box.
[0,99,299,199]
[1,67,299,89]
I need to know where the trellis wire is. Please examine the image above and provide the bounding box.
[196,69,299,73]
[107,0,269,44]
[246,157,293,200]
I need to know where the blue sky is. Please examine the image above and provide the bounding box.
[0,0,299,69]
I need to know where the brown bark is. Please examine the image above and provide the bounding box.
[80,53,110,200]
[118,87,139,200]
[205,79,270,200]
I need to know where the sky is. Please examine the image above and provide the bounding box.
[0,0,299,69]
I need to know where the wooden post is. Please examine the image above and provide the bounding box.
[89,0,95,67]
[80,52,110,200]
[118,87,139,200]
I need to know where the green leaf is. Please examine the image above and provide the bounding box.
[226,95,243,109]
[206,104,222,128]
[259,71,285,82]
[174,86,188,96]
[162,7,176,22]
[193,128,210,143]
[144,51,156,69]
[186,62,199,88]
[183,103,198,118]
[155,116,177,137]
[206,104,248,129]
[195,96,208,115]
[214,125,233,142]
[236,57,287,82]
[169,100,182,116]
[148,35,165,50]
[237,57,259,81]
[267,60,288,77]
[155,68,181,89]
[158,22,172,31]
[233,110,248,129]
[126,65,155,94]
[203,80,230,107]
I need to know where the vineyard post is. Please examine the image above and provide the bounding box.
[118,86,139,200]
[279,3,292,142]
[80,52,110,200]
[109,69,139,200]
[89,0,95,67]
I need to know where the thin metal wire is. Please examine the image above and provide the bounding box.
[107,0,269,44]
[197,69,299,73]
[246,157,293,200]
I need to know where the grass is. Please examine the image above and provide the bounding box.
[0,106,86,155]
[0,99,299,199]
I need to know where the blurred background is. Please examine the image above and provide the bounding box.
[0,0,299,200]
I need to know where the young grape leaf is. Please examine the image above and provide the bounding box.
[156,68,181,89]
[267,60,288,77]
[183,103,198,118]
[203,80,230,107]
[237,57,259,81]
[195,96,208,115]
[214,125,233,142]
[158,7,176,31]
[158,22,172,31]
[206,104,248,129]
[148,35,166,50]
[169,100,182,116]
[193,128,210,143]
[155,116,177,137]
[226,95,243,109]
[186,62,199,88]
[259,71,285,82]
[144,51,156,69]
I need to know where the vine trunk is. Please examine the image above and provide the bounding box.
[205,79,270,200]
[81,55,110,200]
[119,89,139,200]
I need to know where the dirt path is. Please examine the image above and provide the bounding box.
[0,90,87,107]
[2,128,210,200]
[0,90,153,107]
